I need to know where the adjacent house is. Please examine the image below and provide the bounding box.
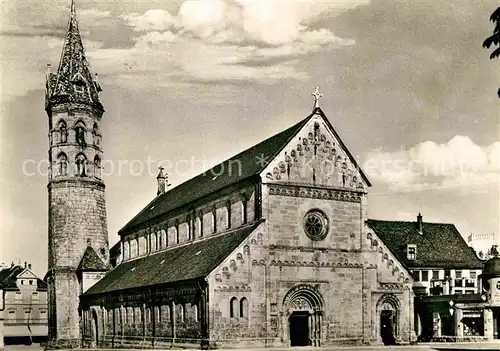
[366,216,488,341]
[367,214,483,297]
[0,263,48,344]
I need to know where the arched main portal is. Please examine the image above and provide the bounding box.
[376,294,401,345]
[282,284,324,347]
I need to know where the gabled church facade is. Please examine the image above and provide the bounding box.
[47,2,418,349]
[79,102,417,348]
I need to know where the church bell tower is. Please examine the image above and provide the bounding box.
[45,1,109,347]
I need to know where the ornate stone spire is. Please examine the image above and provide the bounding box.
[46,0,103,112]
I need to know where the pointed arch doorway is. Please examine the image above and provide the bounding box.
[283,284,324,347]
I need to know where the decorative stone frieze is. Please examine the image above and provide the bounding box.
[268,184,363,203]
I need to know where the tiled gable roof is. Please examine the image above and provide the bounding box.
[36,278,48,291]
[0,265,25,290]
[84,221,262,296]
[120,107,370,234]
[77,246,108,272]
[119,111,316,234]
[367,219,483,269]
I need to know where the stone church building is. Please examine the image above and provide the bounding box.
[45,2,417,349]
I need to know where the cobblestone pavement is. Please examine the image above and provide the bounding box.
[5,342,500,351]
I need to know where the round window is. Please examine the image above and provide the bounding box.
[303,210,329,241]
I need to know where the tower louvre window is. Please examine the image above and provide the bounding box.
[94,155,101,179]
[58,121,67,144]
[57,153,68,176]
[75,122,86,146]
[92,123,100,147]
[75,153,87,176]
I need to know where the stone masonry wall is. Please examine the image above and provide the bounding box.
[49,181,108,268]
[208,222,267,348]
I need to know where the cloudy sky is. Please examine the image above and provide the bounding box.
[1,0,499,277]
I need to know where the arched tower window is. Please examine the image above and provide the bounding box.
[75,121,86,146]
[57,153,68,176]
[230,297,238,318]
[226,200,231,229]
[58,121,67,144]
[93,155,101,179]
[240,297,248,318]
[75,153,87,176]
[92,123,100,147]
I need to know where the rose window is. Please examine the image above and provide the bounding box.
[304,210,329,241]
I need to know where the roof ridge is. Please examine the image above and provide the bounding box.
[166,112,314,191]
[367,218,455,225]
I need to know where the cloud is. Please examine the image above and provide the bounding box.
[0,35,104,103]
[109,0,368,88]
[123,9,179,32]
[2,0,371,99]
[363,136,500,192]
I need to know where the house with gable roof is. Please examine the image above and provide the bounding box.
[367,214,484,297]
[366,214,487,340]
[0,263,48,343]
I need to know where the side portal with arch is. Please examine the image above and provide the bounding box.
[375,294,402,345]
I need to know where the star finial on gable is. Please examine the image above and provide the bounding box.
[311,86,323,109]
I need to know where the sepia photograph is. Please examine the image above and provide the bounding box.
[0,1,499,351]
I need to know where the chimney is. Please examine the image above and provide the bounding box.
[417,213,423,234]
[28,264,32,270]
[24,261,27,268]
[157,167,166,195]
